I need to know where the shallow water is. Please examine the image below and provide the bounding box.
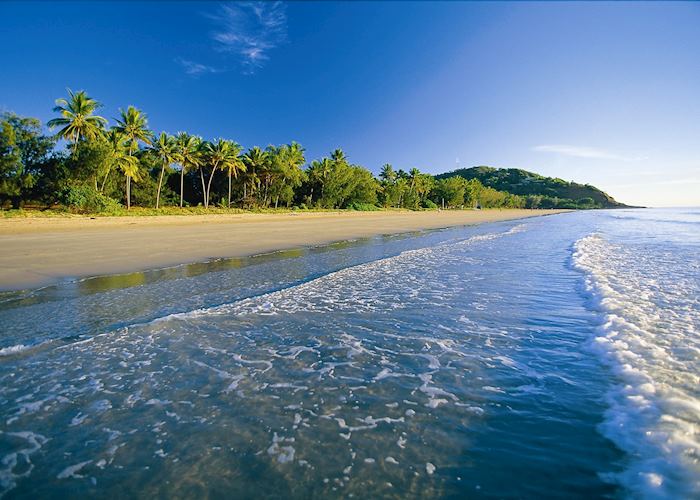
[0,209,698,498]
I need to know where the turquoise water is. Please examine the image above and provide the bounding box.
[0,209,698,498]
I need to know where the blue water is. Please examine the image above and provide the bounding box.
[0,209,698,498]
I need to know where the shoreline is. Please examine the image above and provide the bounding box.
[0,209,570,291]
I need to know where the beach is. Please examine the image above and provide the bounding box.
[0,209,566,291]
[2,209,699,498]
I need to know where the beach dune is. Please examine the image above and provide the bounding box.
[0,209,567,291]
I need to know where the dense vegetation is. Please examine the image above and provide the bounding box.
[1,90,622,214]
[437,166,626,209]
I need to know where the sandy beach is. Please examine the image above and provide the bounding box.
[0,209,568,291]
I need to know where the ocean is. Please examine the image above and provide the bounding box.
[0,209,698,498]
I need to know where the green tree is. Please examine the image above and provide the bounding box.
[202,139,245,208]
[103,130,138,206]
[306,157,332,205]
[174,132,202,208]
[150,132,178,209]
[0,113,54,207]
[47,89,107,151]
[380,163,396,183]
[114,106,152,209]
[268,142,306,208]
[220,141,245,208]
[241,147,268,207]
[432,177,466,208]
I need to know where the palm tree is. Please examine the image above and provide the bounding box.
[202,139,242,208]
[200,139,245,208]
[316,157,333,202]
[174,132,202,207]
[218,141,245,208]
[150,132,178,209]
[103,129,139,204]
[409,167,420,194]
[47,89,107,151]
[270,142,305,208]
[114,106,152,209]
[242,147,268,207]
[380,164,396,184]
[330,148,346,164]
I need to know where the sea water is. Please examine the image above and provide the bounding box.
[0,209,697,498]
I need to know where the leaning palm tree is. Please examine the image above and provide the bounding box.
[47,89,107,151]
[174,132,202,207]
[150,132,178,209]
[114,106,152,209]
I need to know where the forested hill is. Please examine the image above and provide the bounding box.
[435,166,628,208]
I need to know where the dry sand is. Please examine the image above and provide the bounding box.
[0,209,569,291]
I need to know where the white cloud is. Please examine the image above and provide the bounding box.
[209,1,287,73]
[532,144,644,162]
[176,58,220,76]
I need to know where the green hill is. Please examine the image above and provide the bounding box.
[435,166,628,208]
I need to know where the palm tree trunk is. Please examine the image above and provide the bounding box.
[206,168,217,209]
[126,176,131,210]
[199,169,207,208]
[180,168,185,208]
[243,182,247,207]
[228,171,232,208]
[156,164,165,209]
[100,168,111,193]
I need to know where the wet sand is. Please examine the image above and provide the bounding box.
[0,209,569,291]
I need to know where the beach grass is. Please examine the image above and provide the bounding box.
[0,205,450,219]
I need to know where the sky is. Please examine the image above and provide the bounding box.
[1,1,699,207]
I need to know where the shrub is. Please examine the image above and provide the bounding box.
[422,199,438,209]
[347,202,380,211]
[58,185,122,213]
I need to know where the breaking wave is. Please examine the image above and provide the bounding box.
[573,233,700,498]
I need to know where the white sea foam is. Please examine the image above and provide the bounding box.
[56,460,92,479]
[0,344,30,357]
[0,431,47,495]
[137,223,528,324]
[573,233,700,498]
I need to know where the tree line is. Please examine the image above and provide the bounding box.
[1,89,537,212]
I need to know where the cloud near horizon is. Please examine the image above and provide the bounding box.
[208,1,287,73]
[532,144,644,162]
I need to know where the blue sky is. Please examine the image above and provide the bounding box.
[2,1,699,206]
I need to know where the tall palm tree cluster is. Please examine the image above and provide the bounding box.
[47,90,249,210]
[3,88,528,211]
